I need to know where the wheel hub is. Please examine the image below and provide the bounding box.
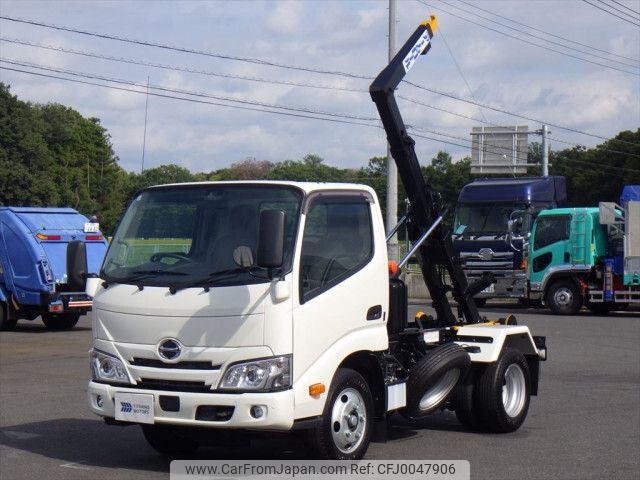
[418,368,460,412]
[554,287,573,307]
[330,388,366,454]
[502,363,526,418]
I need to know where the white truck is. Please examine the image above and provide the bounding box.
[81,17,546,459]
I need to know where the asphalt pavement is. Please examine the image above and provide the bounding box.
[0,304,638,480]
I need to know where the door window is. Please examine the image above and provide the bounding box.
[300,197,373,302]
[533,215,571,250]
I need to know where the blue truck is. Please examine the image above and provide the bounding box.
[0,207,108,330]
[452,176,567,305]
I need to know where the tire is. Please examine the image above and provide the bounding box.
[0,302,18,331]
[41,312,80,330]
[451,368,485,431]
[310,368,374,460]
[586,301,614,315]
[475,348,531,433]
[474,298,487,308]
[141,425,199,456]
[546,279,583,315]
[402,343,470,419]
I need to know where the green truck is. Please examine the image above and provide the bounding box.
[525,185,639,315]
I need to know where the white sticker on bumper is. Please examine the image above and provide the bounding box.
[115,393,154,424]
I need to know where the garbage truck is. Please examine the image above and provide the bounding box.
[83,16,546,459]
[526,185,640,314]
[0,207,108,330]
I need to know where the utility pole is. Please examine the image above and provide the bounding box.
[141,76,150,173]
[387,0,398,261]
[541,124,549,177]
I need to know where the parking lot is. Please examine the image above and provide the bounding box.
[0,304,638,480]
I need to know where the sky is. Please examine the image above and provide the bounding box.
[0,0,638,174]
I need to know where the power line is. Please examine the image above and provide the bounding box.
[404,80,640,147]
[2,14,635,147]
[0,62,537,160]
[3,63,638,173]
[0,15,371,80]
[0,37,364,94]
[415,0,640,75]
[0,58,379,122]
[582,0,640,26]
[455,0,639,63]
[608,0,640,16]
[437,0,639,69]
[437,23,491,123]
[599,0,640,20]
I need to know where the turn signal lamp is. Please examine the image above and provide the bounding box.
[388,261,399,276]
[36,233,61,241]
[309,383,326,397]
[519,258,528,270]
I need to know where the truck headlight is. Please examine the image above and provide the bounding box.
[90,349,130,384]
[219,355,291,392]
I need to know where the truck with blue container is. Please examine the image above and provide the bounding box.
[0,207,108,330]
[452,177,567,305]
[527,185,640,314]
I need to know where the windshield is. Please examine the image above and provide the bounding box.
[454,203,527,235]
[102,184,302,287]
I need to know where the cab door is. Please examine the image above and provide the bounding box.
[291,192,388,417]
[529,214,572,286]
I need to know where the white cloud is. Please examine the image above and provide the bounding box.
[266,0,304,35]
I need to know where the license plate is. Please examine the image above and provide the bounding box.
[115,393,154,424]
[84,222,99,233]
[481,283,495,294]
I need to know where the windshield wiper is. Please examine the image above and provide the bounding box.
[169,267,272,294]
[116,269,189,284]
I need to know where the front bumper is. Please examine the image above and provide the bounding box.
[88,381,295,430]
[465,270,527,298]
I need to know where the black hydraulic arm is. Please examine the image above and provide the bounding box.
[369,16,482,325]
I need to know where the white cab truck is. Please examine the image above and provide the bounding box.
[81,17,546,459]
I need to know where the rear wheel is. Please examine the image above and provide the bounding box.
[141,425,199,456]
[0,302,17,331]
[310,368,373,460]
[546,279,583,315]
[475,348,531,433]
[451,368,484,431]
[41,312,80,330]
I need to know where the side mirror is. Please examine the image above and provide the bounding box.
[67,240,88,291]
[257,209,285,269]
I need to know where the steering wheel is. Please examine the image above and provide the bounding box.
[150,252,192,263]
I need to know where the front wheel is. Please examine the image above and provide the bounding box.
[546,279,583,315]
[41,312,80,330]
[310,368,373,460]
[141,425,200,456]
[475,348,531,433]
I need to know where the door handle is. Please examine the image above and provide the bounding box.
[564,252,570,263]
[366,305,382,320]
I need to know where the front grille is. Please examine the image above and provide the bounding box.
[136,378,213,393]
[130,357,221,370]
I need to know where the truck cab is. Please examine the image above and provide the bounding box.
[0,207,108,330]
[453,177,566,303]
[528,186,640,314]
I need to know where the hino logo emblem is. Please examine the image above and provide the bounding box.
[157,338,182,361]
[479,248,494,261]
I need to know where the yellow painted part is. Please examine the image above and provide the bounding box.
[420,15,438,34]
